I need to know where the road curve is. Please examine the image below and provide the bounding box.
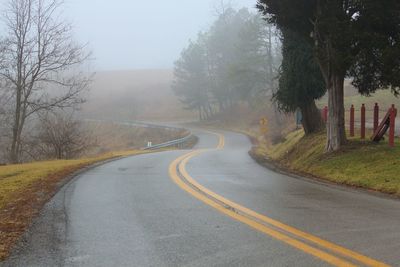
[2,129,400,267]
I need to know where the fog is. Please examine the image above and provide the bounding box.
[63,0,257,70]
[62,0,261,122]
[81,70,194,122]
[0,0,282,163]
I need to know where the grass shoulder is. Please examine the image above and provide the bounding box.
[252,129,400,196]
[0,149,152,261]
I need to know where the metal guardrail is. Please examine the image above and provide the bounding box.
[83,119,193,150]
[84,119,185,132]
[143,133,193,150]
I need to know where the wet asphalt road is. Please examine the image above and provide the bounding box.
[2,130,400,266]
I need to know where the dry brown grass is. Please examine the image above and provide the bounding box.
[86,121,188,155]
[0,150,151,261]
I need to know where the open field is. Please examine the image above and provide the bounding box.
[318,81,400,122]
[81,69,196,122]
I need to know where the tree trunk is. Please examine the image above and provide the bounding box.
[207,103,214,117]
[326,73,346,152]
[10,126,19,163]
[202,105,210,120]
[198,106,203,121]
[10,133,19,163]
[10,87,22,163]
[218,100,224,112]
[58,147,62,159]
[300,101,324,135]
[314,37,346,152]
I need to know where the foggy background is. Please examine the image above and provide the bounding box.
[0,0,267,164]
[64,0,257,70]
[60,0,259,122]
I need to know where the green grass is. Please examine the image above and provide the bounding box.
[343,90,400,109]
[318,88,400,113]
[257,131,400,195]
[305,139,400,194]
[265,129,305,160]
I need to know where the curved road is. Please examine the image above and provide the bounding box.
[2,130,400,266]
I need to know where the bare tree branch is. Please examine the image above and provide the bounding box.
[0,0,92,163]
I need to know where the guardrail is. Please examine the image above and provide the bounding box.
[84,119,186,132]
[143,133,193,150]
[83,119,193,150]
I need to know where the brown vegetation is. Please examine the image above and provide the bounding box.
[0,151,145,261]
[86,121,188,155]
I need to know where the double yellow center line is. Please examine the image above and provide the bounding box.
[168,132,390,267]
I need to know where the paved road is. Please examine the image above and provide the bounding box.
[2,130,400,266]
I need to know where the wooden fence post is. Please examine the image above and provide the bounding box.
[389,104,396,147]
[373,103,379,133]
[323,106,328,123]
[350,105,355,137]
[361,104,366,139]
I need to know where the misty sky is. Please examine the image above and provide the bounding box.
[62,0,258,71]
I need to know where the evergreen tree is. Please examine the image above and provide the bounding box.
[275,29,326,134]
[258,0,400,151]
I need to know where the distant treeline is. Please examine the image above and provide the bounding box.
[172,7,281,120]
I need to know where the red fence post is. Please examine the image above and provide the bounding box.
[323,106,328,123]
[373,103,379,133]
[389,104,396,147]
[361,104,366,139]
[350,105,355,137]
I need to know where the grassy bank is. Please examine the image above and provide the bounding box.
[252,130,400,196]
[0,150,150,261]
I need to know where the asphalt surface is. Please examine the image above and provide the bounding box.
[2,129,400,266]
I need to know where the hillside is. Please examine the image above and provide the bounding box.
[81,69,195,122]
[317,80,400,112]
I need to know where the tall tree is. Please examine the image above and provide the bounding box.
[173,7,282,120]
[229,14,278,102]
[0,0,91,163]
[275,29,325,134]
[257,0,400,151]
[172,40,211,120]
[206,8,253,110]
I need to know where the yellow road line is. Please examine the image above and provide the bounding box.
[201,130,225,149]
[169,154,356,267]
[168,131,390,267]
[179,152,389,267]
[216,132,225,149]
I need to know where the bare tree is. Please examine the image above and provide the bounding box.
[0,0,91,163]
[35,112,96,160]
[213,0,233,17]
